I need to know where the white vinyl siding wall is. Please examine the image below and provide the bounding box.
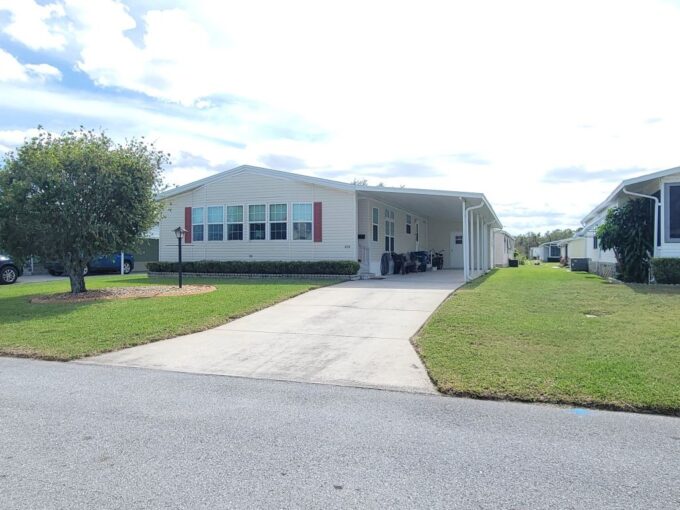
[356,197,430,274]
[158,172,357,262]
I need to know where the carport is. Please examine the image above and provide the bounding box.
[355,186,502,281]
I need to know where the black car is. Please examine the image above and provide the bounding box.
[0,255,22,285]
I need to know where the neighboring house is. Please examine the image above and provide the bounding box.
[532,241,562,262]
[529,246,542,259]
[157,165,502,281]
[580,166,680,277]
[557,236,586,263]
[493,230,515,267]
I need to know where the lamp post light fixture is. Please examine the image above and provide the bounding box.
[173,226,187,288]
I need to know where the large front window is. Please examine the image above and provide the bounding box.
[293,203,312,240]
[192,207,204,242]
[249,204,266,240]
[667,183,680,241]
[227,205,243,240]
[270,204,287,240]
[207,206,224,241]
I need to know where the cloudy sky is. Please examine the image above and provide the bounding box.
[1,0,679,234]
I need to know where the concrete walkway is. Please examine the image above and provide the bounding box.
[82,270,466,393]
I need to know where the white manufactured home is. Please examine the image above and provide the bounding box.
[157,165,502,281]
[493,230,515,267]
[580,166,680,277]
[531,241,561,262]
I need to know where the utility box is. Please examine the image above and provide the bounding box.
[570,258,589,272]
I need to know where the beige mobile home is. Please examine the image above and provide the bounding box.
[157,165,502,281]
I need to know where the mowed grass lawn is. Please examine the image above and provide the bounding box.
[0,275,332,360]
[415,264,680,415]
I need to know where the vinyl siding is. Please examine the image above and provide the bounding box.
[494,232,515,267]
[158,172,357,262]
[568,238,587,258]
[584,208,618,264]
[358,197,430,274]
[428,220,464,268]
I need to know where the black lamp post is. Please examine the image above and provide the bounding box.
[173,226,187,288]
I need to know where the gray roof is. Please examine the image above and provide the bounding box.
[581,166,680,225]
[158,164,503,227]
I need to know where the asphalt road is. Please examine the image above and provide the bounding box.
[1,358,678,509]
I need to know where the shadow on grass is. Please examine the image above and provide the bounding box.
[460,269,498,290]
[0,294,99,326]
[624,283,680,295]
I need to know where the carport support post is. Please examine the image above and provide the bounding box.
[120,250,124,275]
[477,214,481,275]
[461,199,469,282]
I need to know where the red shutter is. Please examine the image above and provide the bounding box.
[313,202,322,242]
[184,207,192,243]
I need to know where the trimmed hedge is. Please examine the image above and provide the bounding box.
[146,260,360,276]
[651,258,680,284]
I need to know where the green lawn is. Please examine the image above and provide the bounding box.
[0,275,332,360]
[415,264,680,415]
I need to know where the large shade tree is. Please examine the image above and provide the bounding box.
[0,128,168,293]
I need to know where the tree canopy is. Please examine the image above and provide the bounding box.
[513,228,578,258]
[0,128,168,293]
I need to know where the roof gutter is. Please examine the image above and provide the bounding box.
[622,187,659,259]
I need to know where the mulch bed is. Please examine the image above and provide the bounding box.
[30,285,216,304]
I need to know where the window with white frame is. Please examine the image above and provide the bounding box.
[293,203,313,240]
[372,207,379,242]
[384,209,395,252]
[207,206,224,241]
[406,214,412,234]
[249,204,266,240]
[192,207,204,242]
[227,205,243,240]
[666,183,680,241]
[270,203,287,240]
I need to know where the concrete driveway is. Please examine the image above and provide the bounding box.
[82,270,465,393]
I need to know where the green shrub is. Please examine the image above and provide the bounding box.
[597,199,654,283]
[651,258,680,284]
[147,260,360,275]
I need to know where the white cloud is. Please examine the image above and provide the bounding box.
[0,49,29,82]
[0,0,66,50]
[25,63,62,81]
[0,49,62,82]
[3,0,680,233]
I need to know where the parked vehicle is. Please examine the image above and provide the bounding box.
[0,255,23,284]
[45,253,134,276]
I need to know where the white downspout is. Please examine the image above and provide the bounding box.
[461,199,468,282]
[622,188,659,259]
[465,202,485,281]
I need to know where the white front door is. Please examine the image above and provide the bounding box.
[450,231,463,268]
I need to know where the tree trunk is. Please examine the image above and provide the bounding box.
[67,269,87,294]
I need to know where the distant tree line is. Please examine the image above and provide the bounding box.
[513,228,579,257]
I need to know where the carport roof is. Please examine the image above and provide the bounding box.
[157,165,502,228]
